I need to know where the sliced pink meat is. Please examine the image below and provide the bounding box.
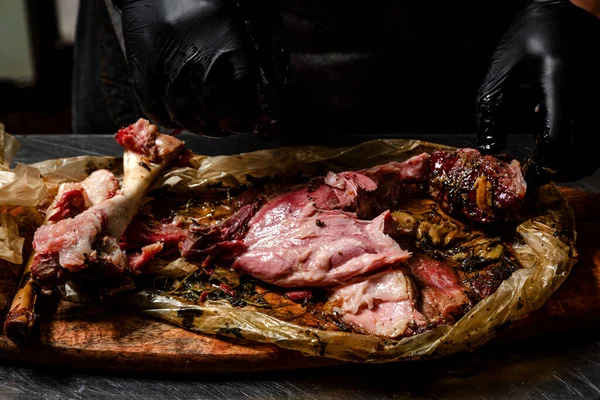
[47,169,119,222]
[33,208,108,272]
[327,268,427,338]
[127,243,164,271]
[121,215,187,255]
[47,187,86,222]
[404,253,470,324]
[323,171,377,209]
[232,207,410,287]
[184,156,434,286]
[285,289,314,302]
[224,160,429,286]
[359,152,431,183]
[181,194,264,262]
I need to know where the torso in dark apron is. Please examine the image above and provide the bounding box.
[277,0,519,139]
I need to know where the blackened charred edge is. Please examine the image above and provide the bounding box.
[18,271,32,290]
[308,330,327,356]
[4,308,37,344]
[143,290,156,304]
[516,297,523,310]
[138,161,152,172]
[218,325,244,339]
[176,308,204,329]
[84,161,98,176]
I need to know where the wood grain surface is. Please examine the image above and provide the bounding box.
[0,187,598,374]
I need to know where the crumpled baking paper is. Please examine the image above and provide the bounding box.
[0,124,46,269]
[0,212,24,266]
[122,139,577,362]
[0,132,577,362]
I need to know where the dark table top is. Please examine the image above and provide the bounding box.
[3,132,600,399]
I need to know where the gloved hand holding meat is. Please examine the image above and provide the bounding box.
[3,119,575,364]
[476,0,600,185]
[117,0,289,138]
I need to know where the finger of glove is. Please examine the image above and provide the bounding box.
[128,57,174,129]
[161,48,258,137]
[255,15,290,137]
[533,56,595,181]
[538,56,574,146]
[160,61,227,138]
[237,0,289,137]
[204,49,260,135]
[240,0,290,90]
[475,37,523,154]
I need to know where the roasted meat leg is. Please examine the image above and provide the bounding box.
[4,119,184,343]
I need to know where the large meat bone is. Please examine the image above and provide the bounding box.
[3,222,49,344]
[96,124,184,243]
[3,170,119,343]
[3,119,184,344]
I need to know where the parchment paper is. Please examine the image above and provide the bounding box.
[0,124,46,271]
[0,133,577,362]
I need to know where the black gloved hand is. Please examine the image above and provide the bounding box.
[476,0,600,183]
[116,0,289,138]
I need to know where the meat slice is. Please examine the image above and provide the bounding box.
[350,153,432,218]
[403,253,471,324]
[224,156,437,286]
[183,149,526,290]
[183,156,433,285]
[47,186,86,222]
[47,169,119,222]
[121,215,187,256]
[327,268,427,338]
[127,242,164,271]
[181,195,264,263]
[359,153,431,184]
[326,252,475,337]
[180,169,379,261]
[33,208,110,272]
[428,148,527,223]
[232,207,409,287]
[31,119,184,290]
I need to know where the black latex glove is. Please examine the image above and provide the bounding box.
[115,0,289,138]
[476,0,600,184]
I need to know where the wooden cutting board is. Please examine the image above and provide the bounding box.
[0,187,598,373]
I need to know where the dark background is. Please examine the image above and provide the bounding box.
[0,1,536,137]
[0,1,73,134]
